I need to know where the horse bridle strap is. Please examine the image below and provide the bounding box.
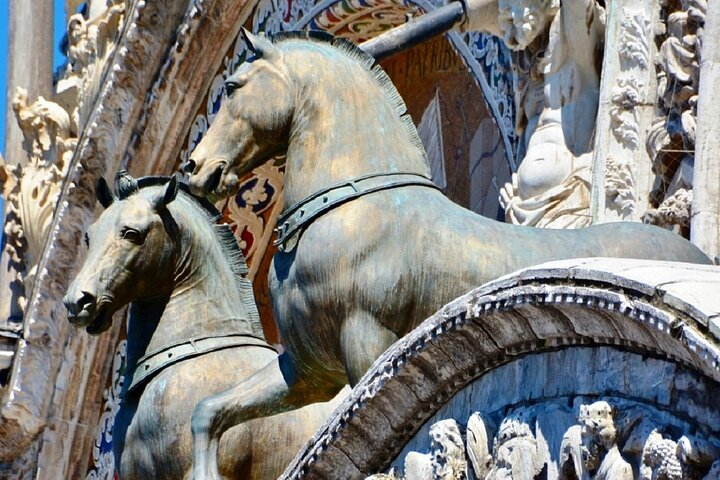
[125,333,276,395]
[275,172,440,252]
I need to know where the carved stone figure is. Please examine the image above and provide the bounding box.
[184,31,710,479]
[578,401,633,479]
[463,0,604,227]
[63,173,341,480]
[466,413,492,478]
[486,409,544,479]
[645,0,706,231]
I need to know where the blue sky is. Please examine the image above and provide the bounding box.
[1,0,67,157]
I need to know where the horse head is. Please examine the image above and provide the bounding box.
[63,172,179,334]
[186,29,294,198]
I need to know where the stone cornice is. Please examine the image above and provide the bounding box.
[281,258,720,479]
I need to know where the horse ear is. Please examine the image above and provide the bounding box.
[96,177,116,208]
[153,176,179,211]
[241,28,278,59]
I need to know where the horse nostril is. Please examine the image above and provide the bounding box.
[65,290,96,316]
[78,291,96,310]
[182,159,197,175]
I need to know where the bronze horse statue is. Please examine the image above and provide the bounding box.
[63,173,342,480]
[184,30,711,479]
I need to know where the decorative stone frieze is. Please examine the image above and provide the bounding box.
[365,398,720,479]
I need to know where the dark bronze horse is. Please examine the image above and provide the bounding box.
[184,31,711,479]
[64,173,342,480]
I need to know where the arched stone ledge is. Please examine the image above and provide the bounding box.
[281,258,720,479]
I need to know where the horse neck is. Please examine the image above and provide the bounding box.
[124,202,260,368]
[282,52,430,206]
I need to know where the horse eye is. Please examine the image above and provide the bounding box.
[121,228,143,244]
[84,233,89,248]
[225,81,241,97]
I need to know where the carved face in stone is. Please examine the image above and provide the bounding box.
[63,178,178,334]
[186,30,294,199]
[497,0,558,50]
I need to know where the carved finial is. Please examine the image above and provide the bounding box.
[116,170,139,199]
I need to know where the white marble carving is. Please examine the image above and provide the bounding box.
[369,399,720,479]
[578,401,633,479]
[645,0,705,231]
[605,155,635,218]
[492,0,604,227]
[1,89,77,312]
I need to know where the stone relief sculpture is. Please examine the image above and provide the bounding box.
[644,0,706,234]
[576,402,633,479]
[367,400,720,479]
[460,0,605,227]
[183,30,710,479]
[1,0,126,320]
[63,173,341,479]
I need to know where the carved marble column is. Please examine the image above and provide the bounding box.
[691,0,720,261]
[4,0,54,167]
[590,0,659,223]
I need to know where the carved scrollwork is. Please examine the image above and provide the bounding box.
[610,78,642,150]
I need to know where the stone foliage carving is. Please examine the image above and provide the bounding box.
[645,0,705,232]
[0,89,77,313]
[1,2,127,317]
[57,1,126,130]
[366,400,720,480]
[0,0,137,471]
[499,0,604,228]
[605,155,635,218]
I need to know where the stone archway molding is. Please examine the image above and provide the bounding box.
[281,257,720,479]
[0,0,252,476]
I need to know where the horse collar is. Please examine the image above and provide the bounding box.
[124,332,275,396]
[275,172,440,252]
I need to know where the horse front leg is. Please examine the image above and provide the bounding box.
[191,352,338,480]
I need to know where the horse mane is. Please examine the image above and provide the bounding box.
[269,31,429,167]
[122,175,264,338]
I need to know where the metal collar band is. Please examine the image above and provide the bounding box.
[125,332,275,395]
[274,172,440,252]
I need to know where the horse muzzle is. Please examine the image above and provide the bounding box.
[63,289,113,334]
[185,157,227,197]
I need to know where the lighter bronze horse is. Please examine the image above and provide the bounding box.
[184,30,711,479]
[63,173,342,480]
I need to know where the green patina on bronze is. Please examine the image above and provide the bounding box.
[64,172,339,480]
[184,31,710,480]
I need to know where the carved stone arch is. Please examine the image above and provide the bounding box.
[281,258,720,479]
[0,0,257,476]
